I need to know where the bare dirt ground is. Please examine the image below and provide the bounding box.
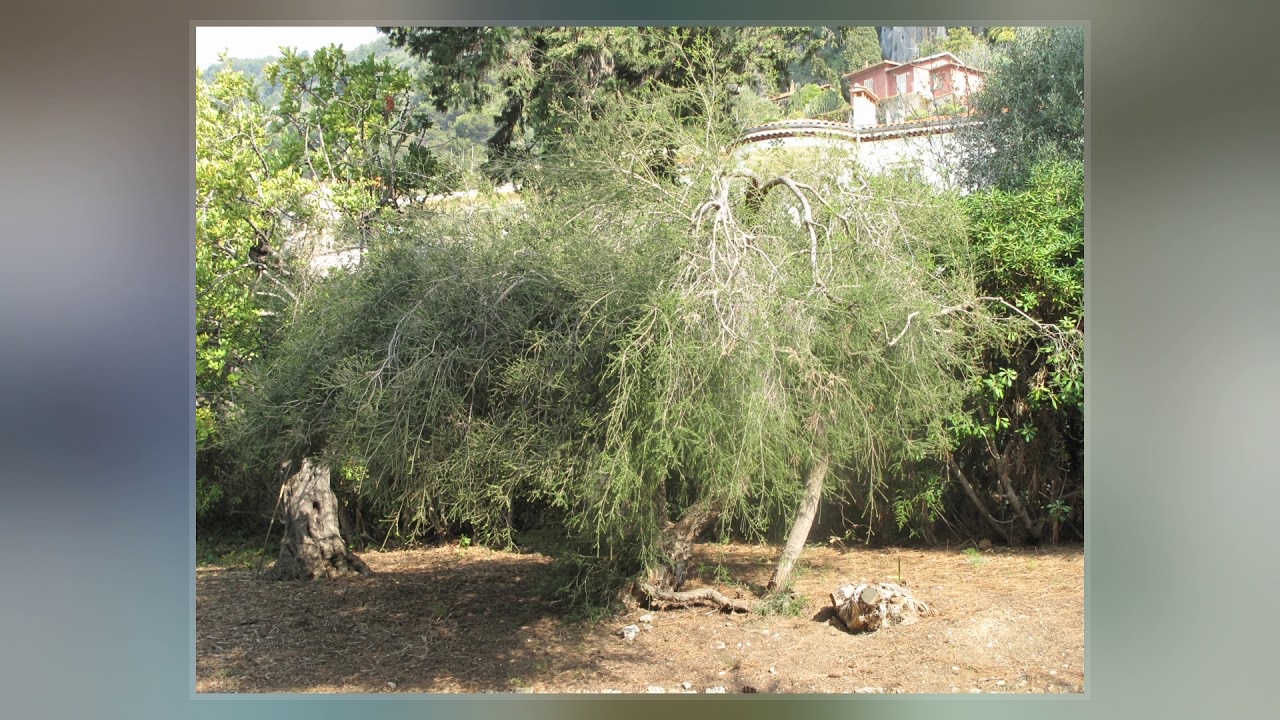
[196,541,1083,694]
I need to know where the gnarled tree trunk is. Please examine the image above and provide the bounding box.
[635,498,750,612]
[269,458,373,580]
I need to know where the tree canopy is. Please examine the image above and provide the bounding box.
[378,27,822,176]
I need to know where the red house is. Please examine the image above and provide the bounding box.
[842,52,984,123]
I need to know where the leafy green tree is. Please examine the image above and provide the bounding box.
[788,27,882,86]
[943,27,1085,545]
[196,62,315,521]
[379,27,818,177]
[266,44,454,211]
[950,157,1084,544]
[841,26,884,71]
[986,26,1018,44]
[959,26,1084,190]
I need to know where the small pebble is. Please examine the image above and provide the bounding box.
[769,666,777,674]
[647,686,665,693]
[386,681,397,689]
[682,681,692,690]
[705,686,726,694]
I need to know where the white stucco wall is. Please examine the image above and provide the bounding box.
[732,127,965,191]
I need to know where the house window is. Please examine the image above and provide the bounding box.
[932,72,943,92]
[896,73,907,97]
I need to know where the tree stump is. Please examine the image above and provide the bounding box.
[269,458,373,580]
[830,582,929,633]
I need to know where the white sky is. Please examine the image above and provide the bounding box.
[196,27,382,68]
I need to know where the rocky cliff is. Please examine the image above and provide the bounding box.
[877,26,947,63]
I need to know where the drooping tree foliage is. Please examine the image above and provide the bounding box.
[228,42,1012,605]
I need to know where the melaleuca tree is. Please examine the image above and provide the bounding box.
[196,61,315,522]
[229,48,1004,606]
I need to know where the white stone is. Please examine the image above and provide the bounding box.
[621,624,640,641]
[647,686,666,693]
[705,686,726,693]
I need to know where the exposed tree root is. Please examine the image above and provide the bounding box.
[638,582,752,613]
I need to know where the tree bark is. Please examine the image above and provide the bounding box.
[647,498,719,592]
[768,449,829,593]
[269,458,373,580]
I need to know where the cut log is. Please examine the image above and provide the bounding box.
[830,582,929,633]
[269,458,373,580]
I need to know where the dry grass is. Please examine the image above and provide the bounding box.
[196,541,1083,694]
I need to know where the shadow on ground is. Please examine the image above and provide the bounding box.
[197,547,660,692]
